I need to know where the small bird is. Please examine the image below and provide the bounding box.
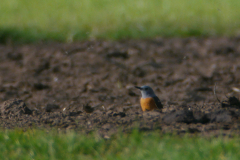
[135,86,163,111]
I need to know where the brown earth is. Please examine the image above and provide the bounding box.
[1,37,240,137]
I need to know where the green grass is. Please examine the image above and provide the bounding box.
[0,0,240,43]
[0,129,240,160]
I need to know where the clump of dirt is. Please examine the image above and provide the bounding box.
[1,99,32,118]
[45,104,60,112]
[222,96,240,108]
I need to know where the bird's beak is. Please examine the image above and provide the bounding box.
[135,86,142,90]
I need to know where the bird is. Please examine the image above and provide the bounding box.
[135,86,163,111]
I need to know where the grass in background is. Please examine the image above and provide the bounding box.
[0,0,240,43]
[0,129,240,160]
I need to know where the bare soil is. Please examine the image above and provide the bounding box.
[1,37,240,137]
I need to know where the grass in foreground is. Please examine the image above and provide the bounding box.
[0,129,240,160]
[0,0,240,43]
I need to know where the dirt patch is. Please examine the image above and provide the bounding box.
[1,37,240,136]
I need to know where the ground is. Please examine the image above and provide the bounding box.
[0,37,240,137]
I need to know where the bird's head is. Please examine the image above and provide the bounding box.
[135,85,156,98]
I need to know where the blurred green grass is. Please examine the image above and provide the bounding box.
[0,0,240,43]
[0,129,240,160]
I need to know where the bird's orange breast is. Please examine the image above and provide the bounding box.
[140,97,158,111]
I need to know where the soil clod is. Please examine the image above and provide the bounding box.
[1,99,32,118]
[45,104,60,112]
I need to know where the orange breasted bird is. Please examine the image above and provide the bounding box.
[135,86,163,111]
